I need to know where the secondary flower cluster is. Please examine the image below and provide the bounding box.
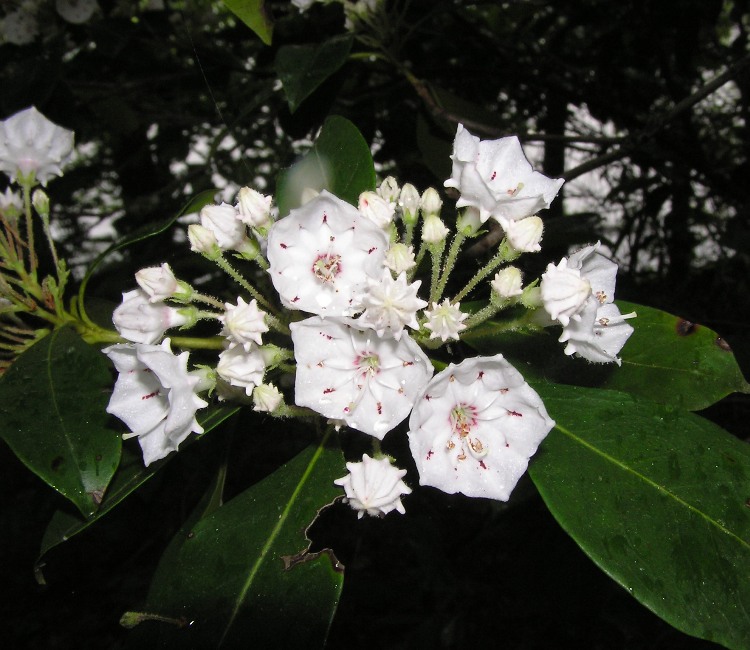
[96,122,634,514]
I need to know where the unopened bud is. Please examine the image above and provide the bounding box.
[359,191,395,229]
[236,187,273,228]
[491,267,523,299]
[420,187,442,217]
[188,224,221,260]
[32,189,49,216]
[399,183,420,225]
[500,215,544,253]
[377,176,400,203]
[456,207,482,236]
[421,214,449,244]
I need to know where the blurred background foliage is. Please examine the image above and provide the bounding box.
[1,0,749,647]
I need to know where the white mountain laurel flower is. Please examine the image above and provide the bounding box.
[290,316,433,439]
[384,243,416,275]
[266,190,388,318]
[424,299,468,342]
[444,124,564,223]
[216,345,266,396]
[559,300,636,365]
[407,354,555,501]
[0,106,74,185]
[103,339,208,466]
[113,289,189,344]
[220,297,269,351]
[421,214,449,244]
[187,223,221,259]
[420,187,443,217]
[252,382,284,412]
[399,183,420,225]
[357,270,428,340]
[539,258,591,327]
[334,454,411,518]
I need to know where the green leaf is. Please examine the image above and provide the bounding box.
[530,382,750,649]
[276,115,376,217]
[125,432,345,648]
[275,35,353,113]
[463,300,749,410]
[36,405,238,572]
[0,328,120,517]
[222,0,273,45]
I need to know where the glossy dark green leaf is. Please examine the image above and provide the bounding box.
[275,35,353,113]
[530,382,750,649]
[125,432,345,648]
[276,115,376,217]
[0,328,120,517]
[463,300,749,410]
[36,405,238,570]
[222,0,273,45]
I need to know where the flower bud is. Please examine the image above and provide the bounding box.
[236,187,272,228]
[500,215,543,253]
[399,183,420,225]
[456,207,482,236]
[420,187,443,217]
[421,214,449,244]
[0,187,22,220]
[384,243,416,275]
[200,202,247,251]
[252,383,284,412]
[113,289,189,344]
[135,263,179,303]
[491,267,523,298]
[32,189,49,216]
[359,190,395,229]
[377,176,400,203]
[540,260,591,326]
[188,224,221,260]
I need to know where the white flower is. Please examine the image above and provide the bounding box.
[384,243,416,275]
[216,345,266,395]
[539,258,591,326]
[421,214,449,244]
[499,215,544,253]
[407,355,555,501]
[290,316,433,439]
[559,301,636,365]
[424,299,468,342]
[0,107,74,185]
[491,267,523,298]
[220,297,269,351]
[56,0,98,24]
[187,223,220,258]
[266,191,388,318]
[113,289,189,344]
[357,270,427,340]
[334,454,411,518]
[236,187,273,229]
[200,202,247,251]
[252,383,283,412]
[103,339,208,466]
[444,124,564,223]
[135,263,179,303]
[358,191,395,229]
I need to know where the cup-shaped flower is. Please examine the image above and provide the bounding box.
[200,202,247,251]
[424,299,468,342]
[407,355,555,501]
[103,339,208,466]
[290,316,433,439]
[444,124,564,223]
[357,269,427,340]
[267,191,389,318]
[135,263,179,303]
[113,289,189,344]
[558,301,636,365]
[0,107,74,185]
[334,454,411,518]
[216,345,266,396]
[220,297,269,351]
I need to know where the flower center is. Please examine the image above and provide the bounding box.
[355,351,380,377]
[448,402,487,461]
[312,253,342,283]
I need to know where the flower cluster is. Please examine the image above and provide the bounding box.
[91,121,633,518]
